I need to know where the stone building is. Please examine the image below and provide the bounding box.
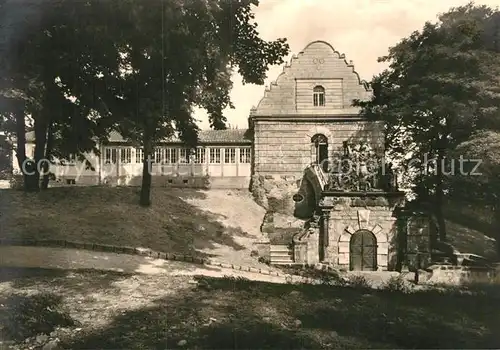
[248,40,406,271]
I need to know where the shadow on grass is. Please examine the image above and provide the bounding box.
[0,266,136,291]
[0,187,250,260]
[61,276,500,349]
[442,200,497,260]
[0,267,137,342]
[0,292,77,341]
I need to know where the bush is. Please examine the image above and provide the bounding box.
[0,293,76,341]
[381,275,412,293]
[346,275,371,289]
[279,266,348,286]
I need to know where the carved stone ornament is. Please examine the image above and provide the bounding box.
[357,209,371,229]
[326,141,381,192]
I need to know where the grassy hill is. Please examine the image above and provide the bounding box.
[0,186,268,268]
[443,200,497,261]
[0,186,496,265]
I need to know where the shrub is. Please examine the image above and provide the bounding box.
[346,274,371,289]
[381,275,412,293]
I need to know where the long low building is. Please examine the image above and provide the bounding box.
[16,129,253,189]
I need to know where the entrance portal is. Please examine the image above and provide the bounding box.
[350,230,377,271]
[311,134,329,172]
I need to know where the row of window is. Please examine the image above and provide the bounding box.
[103,147,252,165]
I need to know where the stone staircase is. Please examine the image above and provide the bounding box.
[270,244,294,265]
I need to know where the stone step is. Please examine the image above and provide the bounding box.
[270,245,292,252]
[270,253,294,260]
[271,261,294,266]
[270,258,294,264]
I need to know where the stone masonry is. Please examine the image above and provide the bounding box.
[320,194,405,271]
[248,40,383,217]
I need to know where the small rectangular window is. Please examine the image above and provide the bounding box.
[209,148,221,164]
[239,148,251,163]
[179,148,191,163]
[120,148,132,164]
[135,148,143,163]
[194,148,206,164]
[154,148,164,163]
[224,148,236,164]
[104,148,117,164]
[165,148,178,164]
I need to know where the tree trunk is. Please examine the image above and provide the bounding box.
[13,106,36,191]
[41,121,54,190]
[139,131,153,207]
[435,148,447,241]
[32,114,49,192]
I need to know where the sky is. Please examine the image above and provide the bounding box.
[194,0,500,130]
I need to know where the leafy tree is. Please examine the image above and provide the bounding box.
[1,0,289,201]
[355,2,500,241]
[94,0,289,206]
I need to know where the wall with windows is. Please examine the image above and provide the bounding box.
[13,142,252,188]
[252,121,383,176]
[100,145,251,180]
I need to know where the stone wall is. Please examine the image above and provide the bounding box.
[250,174,319,218]
[253,120,384,176]
[427,265,499,285]
[324,196,403,271]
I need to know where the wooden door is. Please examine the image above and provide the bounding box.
[350,230,377,271]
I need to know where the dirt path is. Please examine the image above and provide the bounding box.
[182,189,271,266]
[0,246,294,284]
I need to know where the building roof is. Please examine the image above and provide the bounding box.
[25,129,252,145]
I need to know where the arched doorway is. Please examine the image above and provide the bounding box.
[349,230,377,271]
[311,134,329,172]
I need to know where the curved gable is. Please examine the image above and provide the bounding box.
[251,40,372,117]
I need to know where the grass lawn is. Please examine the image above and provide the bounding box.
[0,186,268,267]
[1,267,499,349]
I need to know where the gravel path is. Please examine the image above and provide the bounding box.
[0,246,297,284]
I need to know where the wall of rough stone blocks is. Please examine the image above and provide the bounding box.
[326,204,399,271]
[253,120,384,176]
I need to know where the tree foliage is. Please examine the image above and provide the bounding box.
[0,0,289,202]
[355,2,500,241]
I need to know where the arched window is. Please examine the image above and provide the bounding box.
[311,134,328,171]
[313,86,325,106]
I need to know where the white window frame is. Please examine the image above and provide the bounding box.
[313,85,325,107]
[104,147,117,164]
[209,148,221,164]
[121,148,132,164]
[224,148,236,164]
[135,148,144,163]
[239,148,251,163]
[194,147,206,164]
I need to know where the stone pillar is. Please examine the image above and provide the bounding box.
[322,210,330,248]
